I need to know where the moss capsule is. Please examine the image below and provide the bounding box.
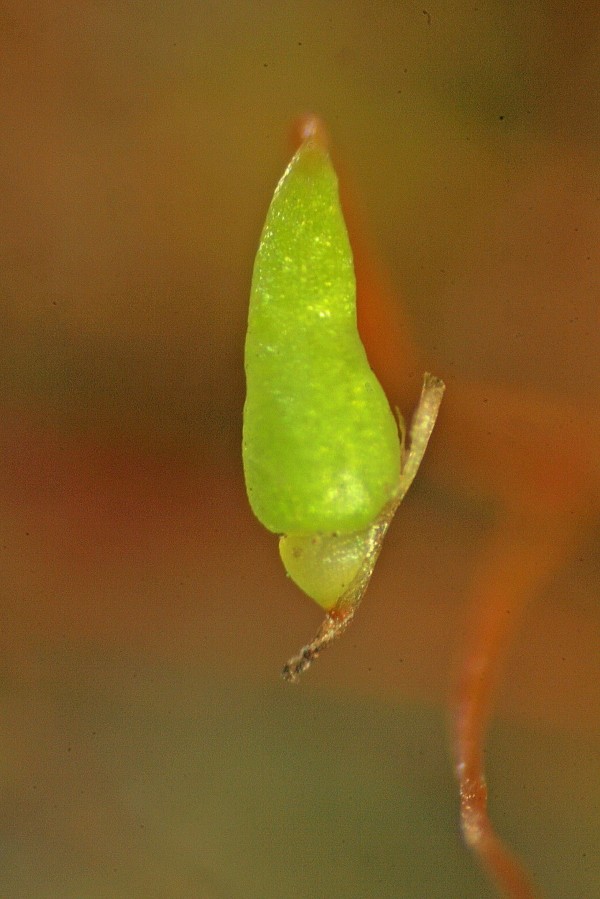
[242,122,444,677]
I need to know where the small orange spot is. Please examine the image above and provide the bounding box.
[290,114,330,150]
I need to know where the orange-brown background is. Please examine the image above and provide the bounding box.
[1,2,598,897]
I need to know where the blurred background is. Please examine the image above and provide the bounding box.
[1,2,599,897]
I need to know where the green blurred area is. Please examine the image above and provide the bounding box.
[3,647,598,899]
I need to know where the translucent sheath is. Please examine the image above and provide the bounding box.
[242,139,401,538]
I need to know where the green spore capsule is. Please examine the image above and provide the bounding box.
[242,124,444,680]
[243,138,401,538]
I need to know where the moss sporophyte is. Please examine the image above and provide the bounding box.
[241,116,563,899]
[242,121,444,680]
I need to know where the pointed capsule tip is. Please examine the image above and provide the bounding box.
[289,114,330,152]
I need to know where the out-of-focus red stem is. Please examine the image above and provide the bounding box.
[287,114,598,899]
[452,510,583,898]
[454,551,538,896]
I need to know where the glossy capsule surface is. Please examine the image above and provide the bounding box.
[242,137,401,540]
